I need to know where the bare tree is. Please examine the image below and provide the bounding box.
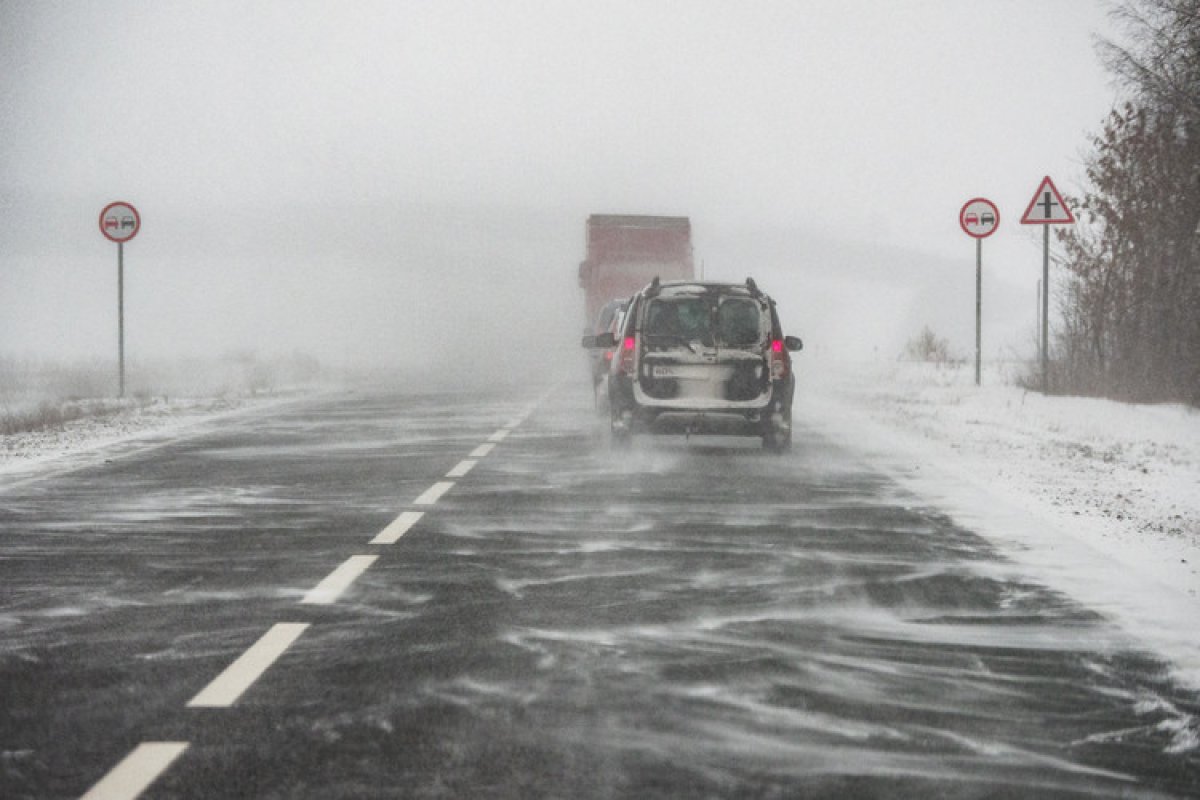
[1097,0,1200,122]
[1053,0,1200,404]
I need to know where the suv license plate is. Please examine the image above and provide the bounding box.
[652,365,683,378]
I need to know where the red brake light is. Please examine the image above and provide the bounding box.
[769,339,787,379]
[617,336,636,375]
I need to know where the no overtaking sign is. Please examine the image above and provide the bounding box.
[959,198,999,239]
[959,196,998,387]
[99,201,140,398]
[100,202,140,242]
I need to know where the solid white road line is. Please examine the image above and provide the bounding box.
[302,555,379,605]
[80,741,190,800]
[469,443,496,459]
[371,511,423,545]
[487,429,510,443]
[187,623,309,708]
[414,481,454,506]
[446,459,477,478]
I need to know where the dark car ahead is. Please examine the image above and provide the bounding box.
[583,278,802,451]
[585,298,629,386]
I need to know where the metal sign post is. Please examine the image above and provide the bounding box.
[959,198,1000,386]
[99,202,141,398]
[975,237,982,386]
[118,241,124,398]
[1041,225,1049,389]
[1020,176,1075,392]
[1036,279,1043,356]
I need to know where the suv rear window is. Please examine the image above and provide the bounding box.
[643,295,764,348]
[716,298,761,346]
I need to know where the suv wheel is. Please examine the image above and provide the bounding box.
[611,426,632,449]
[762,413,792,453]
[610,413,632,449]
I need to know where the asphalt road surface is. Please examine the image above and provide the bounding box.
[2,382,1198,799]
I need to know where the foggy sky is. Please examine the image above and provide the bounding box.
[1,1,1119,373]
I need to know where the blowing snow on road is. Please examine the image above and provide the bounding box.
[1,364,1198,797]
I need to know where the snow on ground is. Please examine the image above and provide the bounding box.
[0,394,305,484]
[804,359,1200,689]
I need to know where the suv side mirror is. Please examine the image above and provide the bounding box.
[582,332,618,349]
[784,335,803,352]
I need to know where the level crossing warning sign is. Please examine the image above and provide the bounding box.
[1020,176,1075,224]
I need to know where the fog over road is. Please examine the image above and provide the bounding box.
[1,382,1197,798]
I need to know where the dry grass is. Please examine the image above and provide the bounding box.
[0,352,323,435]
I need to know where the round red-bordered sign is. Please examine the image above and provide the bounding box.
[959,198,999,239]
[99,202,140,242]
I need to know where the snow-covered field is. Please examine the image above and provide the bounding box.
[805,359,1200,689]
[2,366,1198,688]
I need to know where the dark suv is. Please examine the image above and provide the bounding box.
[583,278,802,451]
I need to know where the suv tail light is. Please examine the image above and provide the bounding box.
[769,339,788,380]
[617,336,636,375]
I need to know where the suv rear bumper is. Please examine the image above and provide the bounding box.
[637,409,765,436]
[611,375,793,437]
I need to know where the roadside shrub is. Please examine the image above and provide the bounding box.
[903,326,955,364]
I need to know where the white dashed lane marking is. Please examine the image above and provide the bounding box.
[80,742,190,800]
[446,459,477,478]
[187,623,309,708]
[302,555,379,605]
[413,481,454,506]
[371,511,423,545]
[79,398,547,798]
[469,443,495,458]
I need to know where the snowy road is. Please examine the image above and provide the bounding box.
[1,383,1198,798]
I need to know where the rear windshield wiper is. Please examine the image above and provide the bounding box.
[717,338,764,350]
[642,333,702,353]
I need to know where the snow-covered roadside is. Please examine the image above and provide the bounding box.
[802,359,1200,688]
[0,393,314,484]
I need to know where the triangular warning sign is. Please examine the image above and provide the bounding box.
[1020,176,1075,224]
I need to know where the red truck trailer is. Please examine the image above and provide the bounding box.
[578,214,694,328]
